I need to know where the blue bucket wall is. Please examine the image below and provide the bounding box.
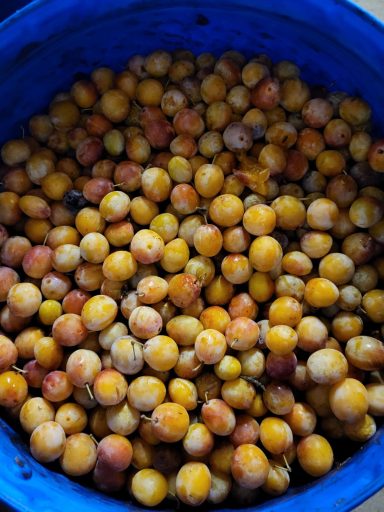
[0,0,383,511]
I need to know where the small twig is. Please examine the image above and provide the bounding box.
[240,375,266,391]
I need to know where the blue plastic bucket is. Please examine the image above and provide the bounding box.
[0,1,383,511]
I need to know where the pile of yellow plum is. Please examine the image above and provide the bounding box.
[0,48,383,507]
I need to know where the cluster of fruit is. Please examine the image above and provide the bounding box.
[0,48,383,507]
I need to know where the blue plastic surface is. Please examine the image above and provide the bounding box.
[0,1,383,511]
[0,1,31,23]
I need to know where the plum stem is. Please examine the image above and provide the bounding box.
[11,365,28,374]
[85,383,94,400]
[283,454,292,472]
[90,434,99,446]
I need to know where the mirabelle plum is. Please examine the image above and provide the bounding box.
[30,421,66,463]
[297,434,334,477]
[0,371,28,408]
[132,469,168,507]
[151,402,189,442]
[231,444,269,489]
[80,295,117,331]
[329,378,369,423]
[60,433,97,476]
[201,399,236,436]
[269,296,302,327]
[259,417,293,455]
[249,236,283,272]
[128,376,166,412]
[176,462,211,506]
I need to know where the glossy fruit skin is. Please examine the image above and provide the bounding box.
[60,433,97,476]
[52,314,88,347]
[259,417,293,455]
[329,378,369,423]
[231,444,270,489]
[201,399,236,436]
[168,273,201,308]
[307,349,348,385]
[0,371,28,407]
[81,295,118,331]
[30,421,66,463]
[20,397,55,434]
[176,462,211,506]
[7,283,42,317]
[0,334,18,371]
[249,236,283,272]
[132,468,168,507]
[297,434,334,477]
[345,336,384,371]
[151,402,190,442]
[96,434,132,471]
